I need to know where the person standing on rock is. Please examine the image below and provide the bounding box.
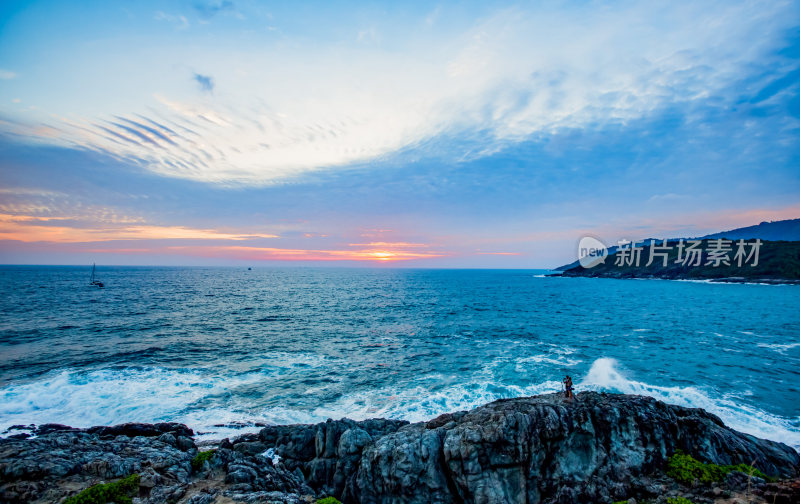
[563,375,574,399]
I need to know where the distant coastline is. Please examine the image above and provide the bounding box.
[556,239,800,284]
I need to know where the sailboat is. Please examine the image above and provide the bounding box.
[90,263,104,288]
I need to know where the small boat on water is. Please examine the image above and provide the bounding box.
[90,263,104,288]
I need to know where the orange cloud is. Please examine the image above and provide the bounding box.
[0,211,447,262]
[79,244,444,262]
[476,252,522,255]
[173,245,445,262]
[0,214,278,243]
[347,242,429,248]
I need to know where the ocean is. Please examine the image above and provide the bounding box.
[1,266,798,449]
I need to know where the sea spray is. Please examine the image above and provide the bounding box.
[578,358,800,450]
[2,359,798,449]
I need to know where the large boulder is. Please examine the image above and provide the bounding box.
[243,417,409,498]
[0,422,311,504]
[245,393,798,503]
[0,424,194,503]
[351,392,799,504]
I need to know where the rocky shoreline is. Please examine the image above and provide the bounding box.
[555,271,800,285]
[555,239,800,284]
[2,392,798,504]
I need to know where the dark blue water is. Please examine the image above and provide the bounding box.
[1,266,798,447]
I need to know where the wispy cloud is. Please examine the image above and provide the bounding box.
[348,242,428,248]
[193,1,236,19]
[158,244,445,262]
[154,11,189,30]
[0,213,278,243]
[356,27,378,44]
[193,73,214,93]
[0,70,17,80]
[6,1,797,185]
[36,242,448,263]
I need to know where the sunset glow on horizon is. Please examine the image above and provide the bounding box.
[1,1,798,267]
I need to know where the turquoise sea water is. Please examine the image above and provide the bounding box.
[0,266,798,447]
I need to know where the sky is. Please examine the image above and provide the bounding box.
[0,0,799,267]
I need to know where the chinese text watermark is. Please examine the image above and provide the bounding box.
[577,238,762,269]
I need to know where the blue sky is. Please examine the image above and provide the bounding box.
[0,0,798,266]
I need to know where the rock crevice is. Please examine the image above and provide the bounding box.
[246,392,799,503]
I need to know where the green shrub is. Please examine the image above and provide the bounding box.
[667,498,695,504]
[316,498,342,504]
[63,474,140,504]
[666,450,772,485]
[191,449,216,472]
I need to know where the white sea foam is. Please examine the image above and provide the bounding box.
[579,358,800,450]
[0,367,271,437]
[756,342,800,353]
[2,359,797,450]
[515,354,581,369]
[0,367,560,440]
[177,379,565,440]
[306,379,563,424]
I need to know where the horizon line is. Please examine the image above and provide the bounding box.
[0,263,558,270]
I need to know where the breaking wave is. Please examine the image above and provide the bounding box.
[2,358,797,449]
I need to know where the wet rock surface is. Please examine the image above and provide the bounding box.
[253,417,409,499]
[350,392,799,504]
[0,422,311,503]
[1,393,798,503]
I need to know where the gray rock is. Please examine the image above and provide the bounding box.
[251,416,408,497]
[350,393,800,503]
[176,435,195,452]
[86,422,193,439]
[2,393,798,504]
[250,392,798,504]
[234,439,269,456]
[0,421,310,503]
[226,464,257,484]
[157,432,177,446]
[224,489,310,503]
[186,488,218,504]
[147,483,187,502]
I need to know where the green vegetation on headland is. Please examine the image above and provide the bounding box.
[666,450,773,485]
[191,449,216,472]
[561,239,800,283]
[666,498,695,504]
[63,474,140,504]
[316,498,342,504]
[612,451,774,503]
